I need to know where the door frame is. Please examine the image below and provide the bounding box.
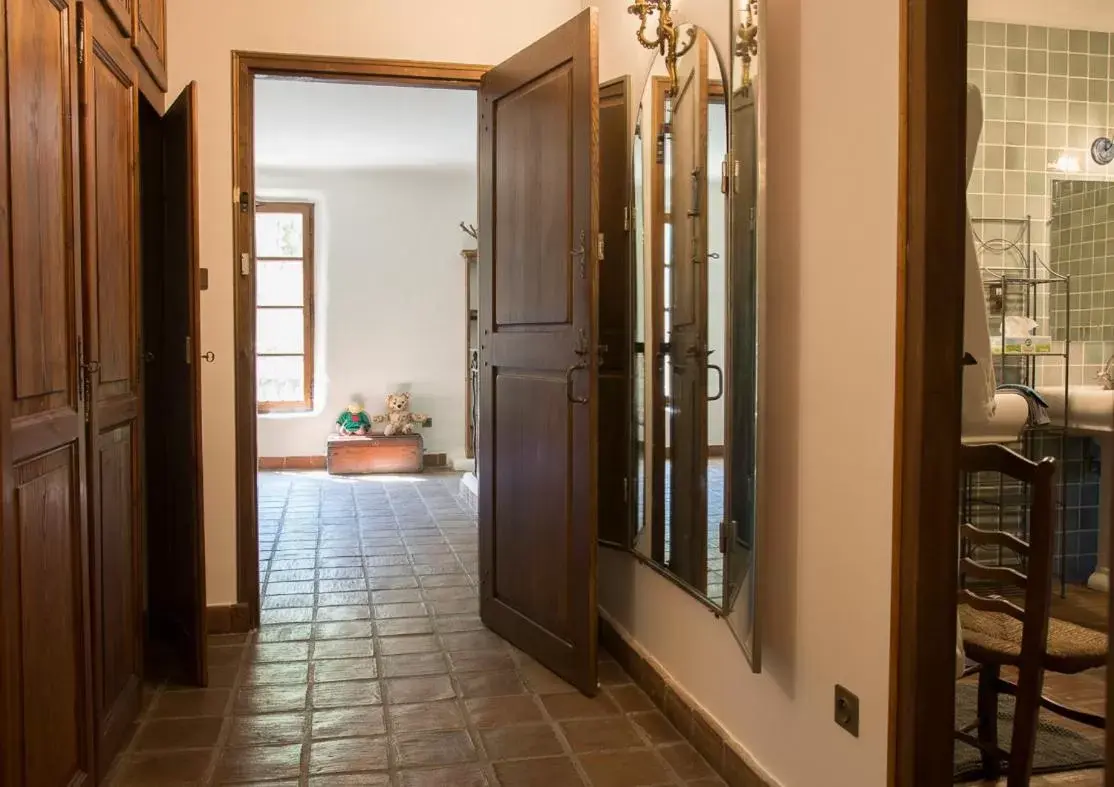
[231,53,489,627]
[888,1,970,784]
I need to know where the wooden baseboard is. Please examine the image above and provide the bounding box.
[207,603,251,634]
[259,452,448,470]
[599,615,769,787]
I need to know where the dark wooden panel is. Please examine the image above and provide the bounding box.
[79,5,142,772]
[479,8,600,695]
[130,0,164,90]
[597,76,633,549]
[99,0,130,36]
[492,372,571,638]
[15,448,90,787]
[9,0,75,418]
[493,63,572,328]
[142,82,207,686]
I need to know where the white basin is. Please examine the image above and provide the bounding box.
[1038,385,1114,433]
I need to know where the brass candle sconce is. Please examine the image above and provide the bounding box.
[737,0,759,93]
[628,0,696,96]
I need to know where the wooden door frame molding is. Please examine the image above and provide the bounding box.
[231,53,488,627]
[888,1,967,785]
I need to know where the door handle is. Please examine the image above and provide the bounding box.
[201,351,216,363]
[565,360,589,404]
[708,363,724,401]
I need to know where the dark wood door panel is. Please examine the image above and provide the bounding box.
[493,64,573,328]
[597,76,632,548]
[9,0,80,423]
[93,428,139,728]
[131,0,165,90]
[99,0,130,36]
[79,4,142,772]
[479,8,599,696]
[14,447,92,787]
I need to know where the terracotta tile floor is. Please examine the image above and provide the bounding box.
[106,472,723,786]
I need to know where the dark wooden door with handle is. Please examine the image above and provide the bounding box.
[78,4,144,772]
[478,7,601,696]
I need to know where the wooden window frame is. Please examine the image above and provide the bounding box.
[254,201,315,413]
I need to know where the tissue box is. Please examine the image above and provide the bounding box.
[992,335,1052,354]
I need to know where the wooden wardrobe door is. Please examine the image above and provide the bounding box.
[0,0,95,785]
[667,34,710,593]
[478,8,600,696]
[597,75,635,549]
[78,5,142,772]
[100,0,131,36]
[131,0,164,89]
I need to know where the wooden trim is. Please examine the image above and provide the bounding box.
[232,53,489,628]
[600,615,768,787]
[206,603,251,635]
[255,201,315,413]
[888,1,967,785]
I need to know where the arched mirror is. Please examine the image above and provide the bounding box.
[627,8,762,670]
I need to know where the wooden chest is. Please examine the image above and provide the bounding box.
[326,434,424,475]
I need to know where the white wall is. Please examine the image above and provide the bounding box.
[255,167,475,458]
[969,0,1114,32]
[167,0,584,605]
[587,0,899,784]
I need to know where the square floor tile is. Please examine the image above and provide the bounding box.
[311,706,387,740]
[381,653,449,678]
[480,723,564,760]
[227,713,306,747]
[388,701,466,733]
[312,680,383,709]
[215,743,304,783]
[493,756,585,787]
[392,730,477,768]
[314,658,379,683]
[385,676,457,704]
[579,751,673,786]
[308,736,390,775]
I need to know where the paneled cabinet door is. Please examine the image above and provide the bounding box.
[0,0,95,786]
[100,0,130,35]
[78,4,143,776]
[131,0,165,89]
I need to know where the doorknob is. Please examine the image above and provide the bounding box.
[201,351,215,363]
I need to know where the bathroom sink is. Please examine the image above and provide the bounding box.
[1038,385,1114,433]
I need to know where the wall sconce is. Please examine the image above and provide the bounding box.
[736,0,759,94]
[628,0,695,96]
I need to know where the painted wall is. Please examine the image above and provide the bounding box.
[587,0,899,784]
[255,167,476,459]
[969,0,1114,32]
[166,0,584,605]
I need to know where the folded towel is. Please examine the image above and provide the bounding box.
[996,383,1050,426]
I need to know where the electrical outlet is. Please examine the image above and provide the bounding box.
[422,417,432,428]
[834,685,859,738]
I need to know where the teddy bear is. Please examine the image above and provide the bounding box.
[372,392,429,436]
[335,398,373,436]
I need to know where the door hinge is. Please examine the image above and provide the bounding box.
[721,157,730,195]
[623,477,628,502]
[185,335,192,364]
[718,520,736,553]
[750,206,757,231]
[76,336,84,405]
[76,18,86,66]
[239,191,251,213]
[734,158,742,195]
[240,252,250,276]
[623,206,630,232]
[597,233,605,261]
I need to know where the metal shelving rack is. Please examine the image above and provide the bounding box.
[965,215,1071,597]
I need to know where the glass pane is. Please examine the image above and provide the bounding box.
[257,261,304,307]
[257,355,305,404]
[257,308,305,354]
[256,211,304,258]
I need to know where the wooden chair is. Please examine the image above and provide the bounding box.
[957,443,1107,786]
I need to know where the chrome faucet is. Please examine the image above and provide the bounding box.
[1099,355,1114,390]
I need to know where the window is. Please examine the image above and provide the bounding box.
[255,202,314,412]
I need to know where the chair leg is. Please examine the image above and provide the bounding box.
[977,664,1002,779]
[1007,664,1046,787]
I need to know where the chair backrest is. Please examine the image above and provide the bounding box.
[958,443,1057,657]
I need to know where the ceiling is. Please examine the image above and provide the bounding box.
[254,78,478,170]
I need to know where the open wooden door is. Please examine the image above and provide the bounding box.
[668,34,710,592]
[142,82,207,686]
[598,75,634,549]
[77,5,144,771]
[478,7,600,695]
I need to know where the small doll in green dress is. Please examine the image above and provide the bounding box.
[336,397,373,436]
